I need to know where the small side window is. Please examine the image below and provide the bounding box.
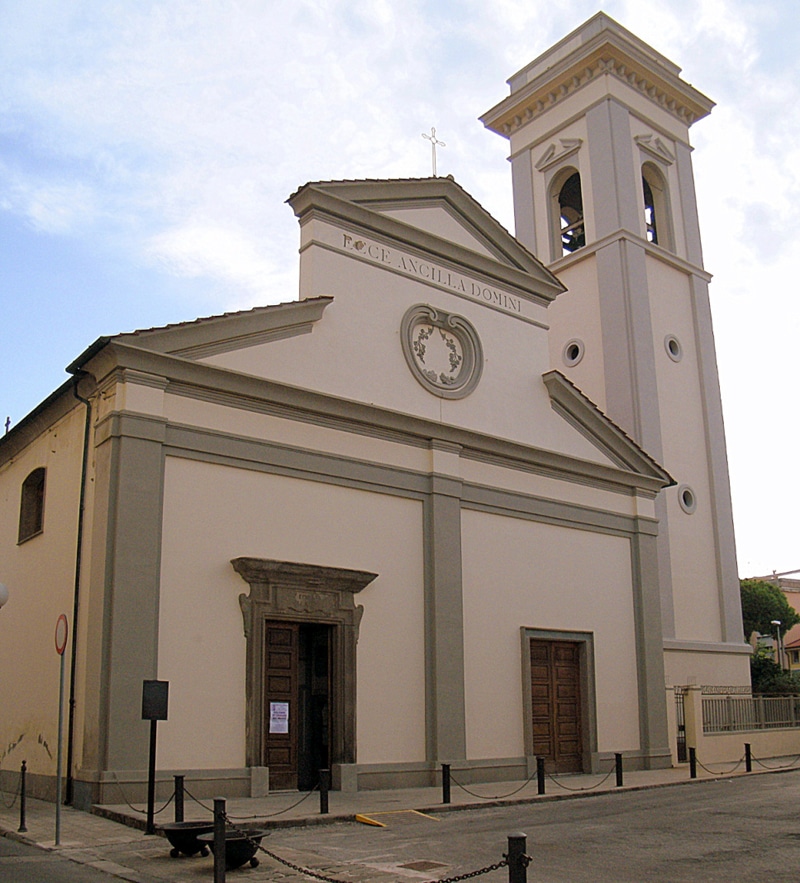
[18,467,45,543]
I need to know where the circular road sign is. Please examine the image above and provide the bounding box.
[55,614,69,656]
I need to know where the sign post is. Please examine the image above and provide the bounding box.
[141,680,169,835]
[54,614,68,845]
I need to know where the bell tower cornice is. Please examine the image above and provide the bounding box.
[481,13,714,138]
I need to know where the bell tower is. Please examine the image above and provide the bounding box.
[482,14,749,686]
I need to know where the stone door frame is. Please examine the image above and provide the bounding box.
[232,557,378,775]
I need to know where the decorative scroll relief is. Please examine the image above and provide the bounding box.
[401,304,483,399]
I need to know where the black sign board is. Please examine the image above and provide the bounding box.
[141,680,169,721]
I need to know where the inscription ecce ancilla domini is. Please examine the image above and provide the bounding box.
[341,233,522,314]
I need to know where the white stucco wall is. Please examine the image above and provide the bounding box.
[547,256,607,410]
[460,508,641,759]
[645,257,725,643]
[0,405,86,779]
[157,456,426,770]
[202,231,612,465]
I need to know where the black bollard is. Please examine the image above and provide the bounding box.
[689,747,697,779]
[442,763,451,805]
[319,768,330,815]
[506,832,528,883]
[18,760,27,833]
[745,743,752,773]
[615,753,623,787]
[145,720,157,835]
[213,798,226,883]
[174,775,185,823]
[536,756,545,795]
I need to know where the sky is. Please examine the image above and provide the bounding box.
[0,0,797,579]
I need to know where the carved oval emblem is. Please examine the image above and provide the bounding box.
[401,305,483,399]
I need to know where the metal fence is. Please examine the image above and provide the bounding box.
[703,694,800,733]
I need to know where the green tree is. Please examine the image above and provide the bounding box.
[749,644,800,694]
[740,578,800,641]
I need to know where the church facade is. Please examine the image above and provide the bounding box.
[0,15,749,807]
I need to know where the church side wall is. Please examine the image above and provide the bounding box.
[156,455,427,770]
[0,404,86,796]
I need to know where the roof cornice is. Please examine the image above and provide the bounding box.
[481,13,714,138]
[79,340,670,496]
[112,297,333,358]
[543,370,673,485]
[0,374,95,462]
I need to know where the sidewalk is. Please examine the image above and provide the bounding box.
[1,759,797,883]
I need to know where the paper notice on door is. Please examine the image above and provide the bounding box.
[269,701,289,734]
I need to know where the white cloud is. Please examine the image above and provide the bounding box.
[0,167,98,234]
[147,221,278,296]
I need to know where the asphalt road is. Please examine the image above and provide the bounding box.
[268,772,800,882]
[0,837,123,883]
[2,771,799,882]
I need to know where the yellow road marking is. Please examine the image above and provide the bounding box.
[355,809,440,827]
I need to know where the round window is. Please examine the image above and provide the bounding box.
[677,484,697,514]
[563,339,585,367]
[665,335,682,362]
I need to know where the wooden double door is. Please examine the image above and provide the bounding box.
[263,621,332,790]
[529,639,584,773]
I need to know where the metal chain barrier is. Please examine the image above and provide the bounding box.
[184,782,319,820]
[0,771,20,809]
[693,754,745,776]
[544,764,616,793]
[222,809,512,883]
[449,770,538,801]
[110,772,174,816]
[750,752,800,771]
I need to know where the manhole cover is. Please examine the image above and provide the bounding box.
[399,861,448,872]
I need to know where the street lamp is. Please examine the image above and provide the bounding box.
[771,620,784,669]
[0,583,8,609]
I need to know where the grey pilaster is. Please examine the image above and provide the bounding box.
[595,238,663,457]
[510,152,537,254]
[630,523,671,768]
[586,99,641,239]
[424,478,467,762]
[98,421,167,771]
[675,141,704,266]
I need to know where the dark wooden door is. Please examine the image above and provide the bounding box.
[263,621,299,789]
[530,639,583,773]
[297,624,331,791]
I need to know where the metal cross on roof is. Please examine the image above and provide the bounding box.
[422,127,446,177]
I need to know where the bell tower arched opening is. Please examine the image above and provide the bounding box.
[551,168,585,258]
[642,161,673,251]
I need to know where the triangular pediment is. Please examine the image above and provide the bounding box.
[288,177,565,305]
[106,297,333,360]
